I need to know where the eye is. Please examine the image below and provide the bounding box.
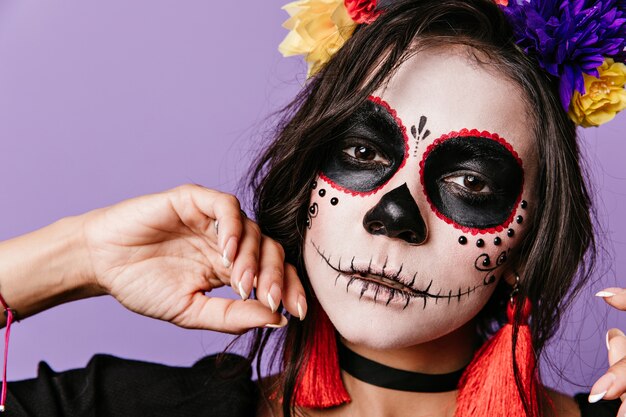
[342,144,390,166]
[443,174,492,194]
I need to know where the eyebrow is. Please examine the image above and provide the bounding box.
[338,100,404,145]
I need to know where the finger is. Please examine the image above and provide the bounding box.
[282,263,307,321]
[595,287,626,310]
[174,185,243,266]
[173,293,287,334]
[596,359,626,401]
[618,399,626,417]
[255,237,286,313]
[608,328,626,366]
[229,219,262,300]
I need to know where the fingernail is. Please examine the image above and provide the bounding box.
[297,295,307,321]
[222,237,236,268]
[606,330,611,351]
[264,315,288,328]
[589,373,616,403]
[239,270,253,301]
[595,290,616,297]
[267,284,281,313]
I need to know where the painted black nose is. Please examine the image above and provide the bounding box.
[363,183,427,245]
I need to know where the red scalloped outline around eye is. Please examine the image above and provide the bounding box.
[319,95,410,197]
[418,128,525,236]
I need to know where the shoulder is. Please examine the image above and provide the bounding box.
[257,374,283,417]
[546,387,622,417]
[10,353,258,417]
[546,388,581,417]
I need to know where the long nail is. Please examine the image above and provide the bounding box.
[239,270,254,301]
[596,290,616,297]
[589,373,616,403]
[222,237,237,268]
[297,295,307,321]
[267,284,281,313]
[264,315,288,328]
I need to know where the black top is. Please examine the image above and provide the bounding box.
[5,354,621,416]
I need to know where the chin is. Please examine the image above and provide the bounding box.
[313,284,488,351]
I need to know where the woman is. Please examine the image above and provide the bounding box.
[2,0,626,416]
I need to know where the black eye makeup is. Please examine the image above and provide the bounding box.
[319,96,408,194]
[420,129,524,233]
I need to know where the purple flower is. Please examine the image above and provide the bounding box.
[502,0,626,109]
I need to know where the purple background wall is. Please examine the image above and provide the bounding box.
[0,1,623,395]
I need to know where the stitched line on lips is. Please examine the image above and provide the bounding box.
[311,240,485,303]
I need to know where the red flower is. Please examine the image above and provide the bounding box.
[344,0,381,24]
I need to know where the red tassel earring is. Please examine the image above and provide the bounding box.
[455,275,548,417]
[294,302,351,409]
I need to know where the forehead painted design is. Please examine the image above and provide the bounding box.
[420,129,524,234]
[319,96,409,195]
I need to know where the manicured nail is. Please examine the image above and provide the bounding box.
[267,284,281,313]
[222,237,236,268]
[238,270,253,301]
[297,295,307,321]
[595,290,616,297]
[589,373,616,403]
[606,330,611,351]
[264,315,288,328]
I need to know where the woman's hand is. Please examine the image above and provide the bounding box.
[590,288,626,415]
[82,184,307,334]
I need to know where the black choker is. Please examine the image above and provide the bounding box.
[337,342,466,392]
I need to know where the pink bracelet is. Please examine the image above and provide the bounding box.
[0,293,16,413]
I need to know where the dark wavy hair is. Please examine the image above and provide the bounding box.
[243,0,596,415]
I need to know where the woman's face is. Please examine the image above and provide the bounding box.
[303,46,538,350]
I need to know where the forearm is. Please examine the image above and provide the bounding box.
[0,214,102,326]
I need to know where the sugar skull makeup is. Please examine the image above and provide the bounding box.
[303,46,537,350]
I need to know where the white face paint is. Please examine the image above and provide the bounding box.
[303,46,538,350]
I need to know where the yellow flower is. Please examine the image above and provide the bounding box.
[569,58,626,127]
[279,0,357,77]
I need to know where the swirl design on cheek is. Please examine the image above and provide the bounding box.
[420,129,525,235]
[318,96,410,196]
[474,249,509,285]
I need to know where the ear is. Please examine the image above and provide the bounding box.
[499,262,524,288]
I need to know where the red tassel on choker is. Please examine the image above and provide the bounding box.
[294,305,351,409]
[455,298,547,417]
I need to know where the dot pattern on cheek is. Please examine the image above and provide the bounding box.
[306,180,341,229]
[419,129,525,235]
[318,96,410,197]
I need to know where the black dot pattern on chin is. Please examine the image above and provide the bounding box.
[482,256,491,266]
[318,189,326,197]
[507,228,515,237]
[476,239,485,248]
[312,181,317,189]
[521,200,527,209]
[458,236,467,245]
[494,236,502,246]
[330,197,339,206]
[516,215,523,224]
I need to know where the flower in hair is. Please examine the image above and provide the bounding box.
[279,0,379,77]
[345,0,381,23]
[568,58,626,126]
[501,0,626,111]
